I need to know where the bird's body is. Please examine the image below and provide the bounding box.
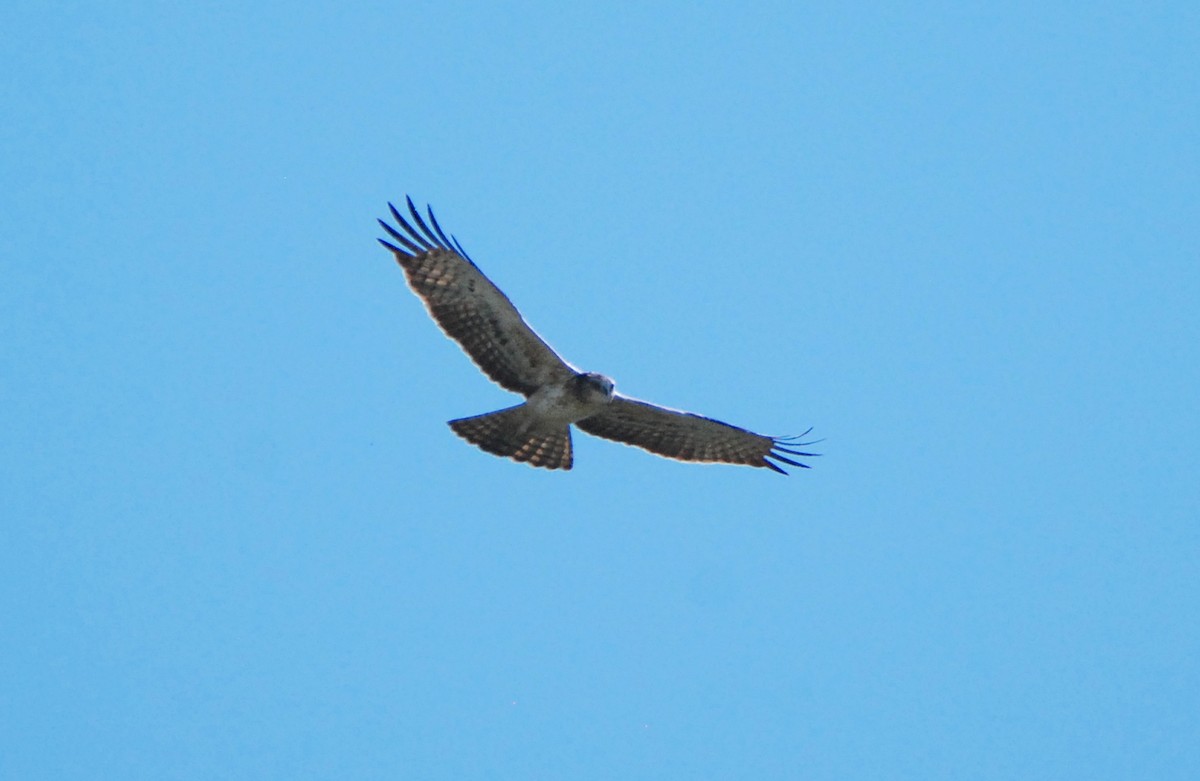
[523,373,616,428]
[378,197,816,474]
[446,373,615,470]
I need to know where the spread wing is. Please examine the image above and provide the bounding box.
[576,396,817,474]
[378,197,575,396]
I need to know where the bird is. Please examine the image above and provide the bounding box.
[377,197,817,474]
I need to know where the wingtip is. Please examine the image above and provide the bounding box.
[763,459,789,475]
[381,195,470,259]
[764,429,820,474]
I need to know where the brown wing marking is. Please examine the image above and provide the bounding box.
[576,396,818,474]
[448,405,573,470]
[378,198,574,396]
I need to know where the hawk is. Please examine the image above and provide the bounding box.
[378,197,817,474]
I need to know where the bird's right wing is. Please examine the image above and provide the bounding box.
[378,198,574,396]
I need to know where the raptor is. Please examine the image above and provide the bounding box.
[378,197,817,473]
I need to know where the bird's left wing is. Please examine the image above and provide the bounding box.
[378,198,575,396]
[576,396,817,474]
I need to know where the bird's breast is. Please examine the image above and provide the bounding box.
[526,382,611,426]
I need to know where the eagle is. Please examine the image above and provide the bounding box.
[378,197,817,474]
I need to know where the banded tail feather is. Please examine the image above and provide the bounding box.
[448,406,574,470]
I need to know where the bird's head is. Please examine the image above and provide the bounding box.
[574,372,616,402]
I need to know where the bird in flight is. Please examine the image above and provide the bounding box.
[377,197,817,473]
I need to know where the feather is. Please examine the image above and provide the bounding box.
[576,397,816,474]
[379,197,817,474]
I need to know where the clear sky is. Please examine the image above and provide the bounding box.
[3,2,1197,778]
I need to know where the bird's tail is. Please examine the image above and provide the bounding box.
[448,405,573,470]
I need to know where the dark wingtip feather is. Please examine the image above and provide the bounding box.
[763,459,788,475]
[405,196,444,249]
[776,446,820,458]
[763,429,821,474]
[387,201,407,227]
[426,205,455,249]
[450,234,473,261]
[769,453,810,469]
[377,216,423,256]
[390,200,433,250]
[380,196,471,260]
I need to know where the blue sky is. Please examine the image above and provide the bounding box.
[3,1,1197,778]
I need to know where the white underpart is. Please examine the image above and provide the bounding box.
[524,380,613,431]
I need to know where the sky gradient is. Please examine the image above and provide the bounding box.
[3,2,1198,778]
